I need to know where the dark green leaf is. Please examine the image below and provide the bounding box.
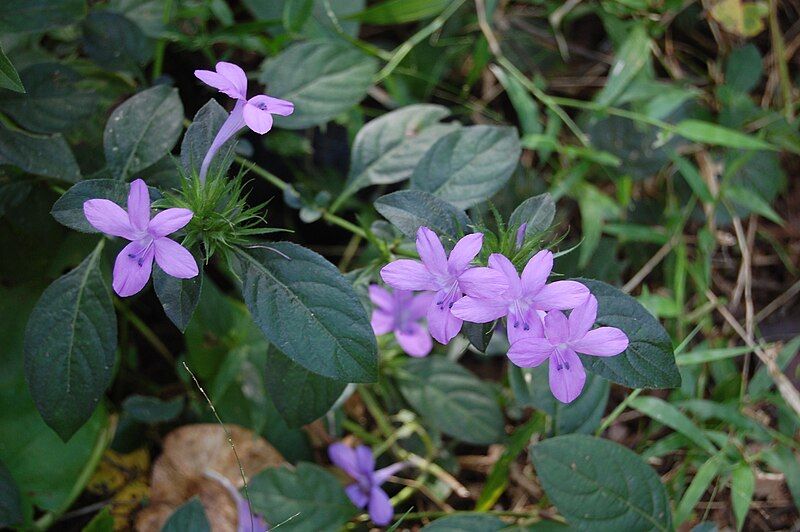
[103,85,183,180]
[265,347,346,427]
[153,262,203,332]
[0,124,80,182]
[374,190,471,241]
[674,119,774,150]
[0,0,86,33]
[249,463,356,530]
[510,365,609,435]
[0,63,95,134]
[492,65,541,136]
[233,244,377,382]
[594,24,651,106]
[83,11,152,73]
[258,41,377,129]
[731,463,754,531]
[674,451,726,525]
[122,395,184,423]
[574,278,681,389]
[51,179,161,233]
[82,507,114,532]
[462,321,494,353]
[350,0,451,24]
[0,46,23,93]
[508,193,556,235]
[421,514,507,531]
[725,44,762,94]
[411,125,521,209]
[531,435,672,531]
[180,100,236,178]
[343,104,456,197]
[162,498,210,532]
[23,244,116,441]
[283,0,313,32]
[629,396,717,454]
[0,461,22,528]
[398,356,505,445]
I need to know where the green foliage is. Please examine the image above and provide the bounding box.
[162,498,210,532]
[374,190,471,241]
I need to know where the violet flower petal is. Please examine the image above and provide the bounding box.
[380,260,437,291]
[520,250,552,294]
[506,337,553,367]
[263,96,294,116]
[148,208,193,238]
[368,285,394,312]
[83,199,136,240]
[371,309,394,335]
[450,296,507,323]
[515,223,527,249]
[113,240,155,297]
[354,445,375,479]
[368,486,394,526]
[570,327,629,357]
[426,300,463,344]
[395,322,432,357]
[548,348,585,403]
[153,238,198,278]
[127,179,151,232]
[408,292,434,320]
[506,309,544,345]
[199,99,246,182]
[372,462,407,485]
[458,267,508,298]
[194,61,248,100]
[345,483,369,508]
[415,227,448,277]
[568,294,597,340]
[487,253,521,297]
[543,311,569,344]
[447,233,483,274]
[535,280,590,310]
[243,99,274,134]
[215,62,248,98]
[328,443,361,479]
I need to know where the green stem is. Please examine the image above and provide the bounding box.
[151,0,174,81]
[595,388,642,436]
[402,509,542,520]
[113,299,174,365]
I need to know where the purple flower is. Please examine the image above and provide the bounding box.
[194,62,294,181]
[380,227,508,345]
[328,443,406,526]
[450,251,589,344]
[507,295,629,403]
[515,223,527,249]
[83,179,198,297]
[369,285,433,357]
[207,470,269,532]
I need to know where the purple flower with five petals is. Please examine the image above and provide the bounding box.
[451,251,589,344]
[507,295,628,403]
[380,227,508,345]
[83,179,198,297]
[369,285,433,357]
[194,62,294,181]
[328,443,406,526]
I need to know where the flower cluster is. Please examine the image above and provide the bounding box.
[377,226,629,403]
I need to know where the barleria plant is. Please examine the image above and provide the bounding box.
[0,1,798,531]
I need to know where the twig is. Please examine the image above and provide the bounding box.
[755,278,800,324]
[705,291,800,418]
[622,237,679,294]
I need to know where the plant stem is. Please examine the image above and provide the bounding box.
[113,299,174,365]
[151,0,174,81]
[595,388,642,436]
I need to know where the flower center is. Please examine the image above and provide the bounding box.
[127,237,154,267]
[553,349,571,371]
[435,280,460,310]
[510,299,532,330]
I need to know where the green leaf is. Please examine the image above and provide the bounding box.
[349,0,451,24]
[122,395,184,423]
[265,347,347,427]
[398,356,505,445]
[725,44,762,94]
[723,186,783,225]
[629,396,717,454]
[0,461,22,528]
[674,451,727,526]
[162,498,210,532]
[411,125,521,209]
[180,99,235,177]
[82,506,114,532]
[508,193,556,235]
[594,24,651,106]
[476,415,542,511]
[671,154,714,203]
[258,41,377,129]
[23,243,116,441]
[763,446,800,510]
[374,190,471,241]
[574,278,681,389]
[249,463,356,530]
[0,124,81,182]
[103,85,183,180]
[83,11,152,73]
[748,336,800,396]
[153,262,203,333]
[461,321,495,352]
[343,104,456,197]
[51,179,160,233]
[531,435,672,531]
[282,0,313,32]
[233,244,377,382]
[0,63,95,134]
[0,46,24,93]
[421,514,507,531]
[730,463,754,531]
[0,0,86,33]
[673,119,774,150]
[492,65,541,136]
[510,365,609,435]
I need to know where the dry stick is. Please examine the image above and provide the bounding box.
[182,362,255,532]
[728,213,756,395]
[621,236,679,294]
[755,278,800,324]
[705,291,800,418]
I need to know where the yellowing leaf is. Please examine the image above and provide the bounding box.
[710,0,768,36]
